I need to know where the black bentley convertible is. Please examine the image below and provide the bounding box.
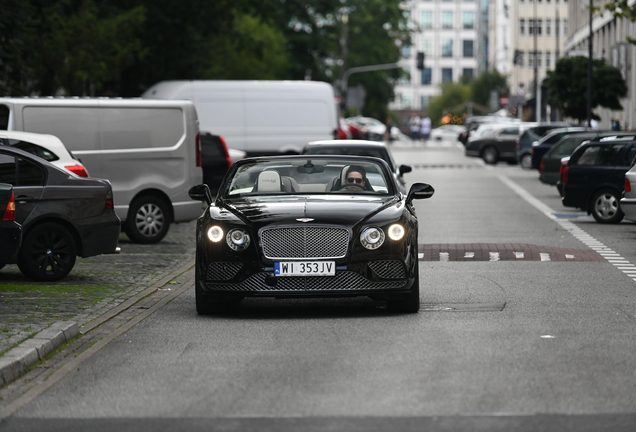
[188,155,434,314]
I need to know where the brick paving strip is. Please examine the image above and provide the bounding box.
[0,258,195,419]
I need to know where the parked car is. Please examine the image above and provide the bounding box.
[530,127,591,170]
[620,159,636,222]
[458,116,520,146]
[559,137,636,223]
[464,124,525,164]
[429,124,463,142]
[0,131,89,177]
[0,182,21,269]
[539,132,635,185]
[345,116,400,141]
[200,132,232,196]
[0,146,120,280]
[515,124,570,169]
[188,155,434,314]
[301,139,412,193]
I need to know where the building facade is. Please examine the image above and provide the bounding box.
[391,0,483,113]
[564,0,636,130]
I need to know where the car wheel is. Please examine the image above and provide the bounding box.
[482,147,498,165]
[591,189,624,224]
[124,195,170,244]
[387,264,420,313]
[520,154,533,169]
[18,222,77,281]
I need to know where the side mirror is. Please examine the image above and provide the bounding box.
[399,164,412,175]
[189,184,213,205]
[407,182,434,204]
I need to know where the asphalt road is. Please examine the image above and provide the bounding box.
[2,139,636,432]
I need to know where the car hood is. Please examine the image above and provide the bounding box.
[221,195,398,228]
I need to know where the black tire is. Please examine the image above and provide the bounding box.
[124,195,170,244]
[482,147,498,165]
[387,264,420,313]
[590,189,624,224]
[520,154,533,170]
[18,222,77,281]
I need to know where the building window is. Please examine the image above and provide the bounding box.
[518,52,525,67]
[441,11,454,29]
[463,40,474,57]
[520,19,525,36]
[462,68,474,81]
[441,39,453,57]
[563,19,568,36]
[536,51,542,68]
[421,68,432,85]
[546,19,551,36]
[400,94,413,110]
[442,68,453,83]
[462,11,475,29]
[401,45,411,58]
[421,39,434,56]
[421,96,432,109]
[545,51,551,68]
[529,19,535,35]
[420,11,433,29]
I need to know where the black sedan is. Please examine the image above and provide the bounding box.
[0,146,121,280]
[0,182,21,268]
[560,138,636,223]
[189,155,434,314]
[464,124,522,164]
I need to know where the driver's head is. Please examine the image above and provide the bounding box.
[345,166,366,186]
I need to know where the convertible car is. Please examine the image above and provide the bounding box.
[189,155,434,314]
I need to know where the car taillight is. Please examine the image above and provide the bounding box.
[65,165,89,177]
[560,164,569,184]
[105,190,114,210]
[515,139,520,151]
[539,160,545,172]
[626,178,632,193]
[3,192,16,221]
[219,135,232,169]
[196,132,202,168]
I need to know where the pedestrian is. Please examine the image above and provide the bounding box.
[385,117,394,144]
[420,114,431,141]
[409,114,421,141]
[590,118,599,130]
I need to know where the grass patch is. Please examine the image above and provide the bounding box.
[0,283,114,294]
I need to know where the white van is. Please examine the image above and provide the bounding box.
[141,80,338,156]
[0,98,202,244]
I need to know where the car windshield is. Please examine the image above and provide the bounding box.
[225,157,393,196]
[302,146,393,169]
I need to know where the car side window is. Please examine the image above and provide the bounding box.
[17,157,45,186]
[0,154,16,184]
[576,146,600,166]
[620,145,636,167]
[6,139,60,162]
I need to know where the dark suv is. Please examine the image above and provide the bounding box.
[560,138,636,223]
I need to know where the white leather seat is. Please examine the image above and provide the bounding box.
[255,170,282,192]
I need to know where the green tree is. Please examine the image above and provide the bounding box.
[470,69,510,108]
[427,83,472,125]
[600,1,636,44]
[544,56,627,123]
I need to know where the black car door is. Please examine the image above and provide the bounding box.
[496,127,521,158]
[0,150,45,225]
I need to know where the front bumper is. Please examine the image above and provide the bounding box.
[620,197,636,222]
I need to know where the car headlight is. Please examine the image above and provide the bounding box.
[207,226,224,242]
[226,228,250,251]
[388,224,405,241]
[360,227,385,250]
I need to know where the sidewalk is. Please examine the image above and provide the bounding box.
[0,220,197,386]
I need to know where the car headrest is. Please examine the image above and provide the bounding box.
[255,170,282,192]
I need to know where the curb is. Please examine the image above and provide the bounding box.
[0,321,79,387]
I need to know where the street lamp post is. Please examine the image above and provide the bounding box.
[587,0,593,127]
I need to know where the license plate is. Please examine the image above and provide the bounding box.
[274,261,335,276]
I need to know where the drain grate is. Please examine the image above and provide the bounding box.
[419,244,604,262]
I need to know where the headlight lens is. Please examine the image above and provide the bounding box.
[388,224,405,241]
[360,227,385,250]
[207,226,224,242]
[226,228,250,251]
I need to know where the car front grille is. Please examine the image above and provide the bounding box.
[367,260,406,279]
[261,227,349,259]
[206,262,243,281]
[204,271,406,292]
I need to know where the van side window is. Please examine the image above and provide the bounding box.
[0,105,9,130]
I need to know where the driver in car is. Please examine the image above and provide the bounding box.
[342,165,373,191]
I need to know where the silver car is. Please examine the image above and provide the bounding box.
[620,161,636,222]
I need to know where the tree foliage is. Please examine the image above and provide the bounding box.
[427,83,472,125]
[544,56,627,122]
[599,1,636,43]
[470,69,509,108]
[0,0,409,119]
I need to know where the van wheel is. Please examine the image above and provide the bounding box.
[125,196,170,244]
[18,222,77,281]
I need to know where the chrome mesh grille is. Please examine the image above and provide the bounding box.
[206,262,243,281]
[205,272,405,292]
[367,260,406,279]
[261,227,349,259]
